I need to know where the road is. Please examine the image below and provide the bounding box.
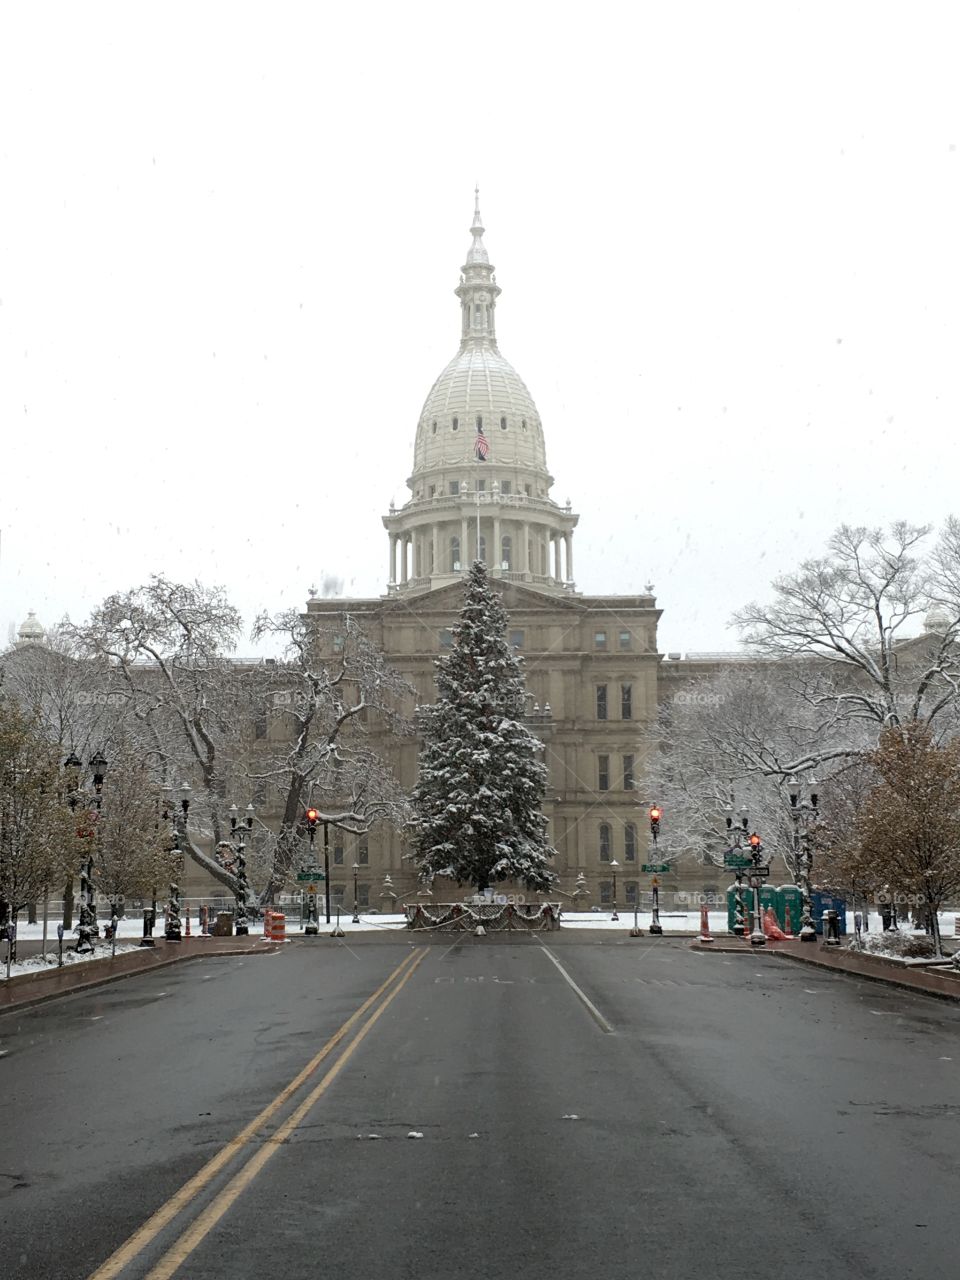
[3,936,960,1279]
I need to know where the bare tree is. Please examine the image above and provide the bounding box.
[63,576,249,896]
[249,609,413,903]
[0,698,78,955]
[733,520,960,733]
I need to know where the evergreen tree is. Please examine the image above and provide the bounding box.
[410,562,555,893]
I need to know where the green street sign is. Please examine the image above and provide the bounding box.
[297,869,325,882]
[724,853,752,869]
[641,863,670,873]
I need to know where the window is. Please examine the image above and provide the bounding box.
[432,420,438,434]
[509,629,524,649]
[598,755,609,791]
[599,881,612,905]
[450,537,460,571]
[358,882,370,908]
[333,843,344,866]
[478,535,486,562]
[476,478,485,492]
[358,839,369,865]
[428,484,436,499]
[596,684,608,720]
[594,630,607,650]
[474,303,481,321]
[331,884,346,905]
[500,416,507,430]
[452,417,459,431]
[625,882,638,906]
[599,822,611,861]
[625,823,637,862]
[619,630,632,650]
[621,683,632,720]
[521,418,527,430]
[623,754,635,791]
[476,415,483,431]
[524,484,532,496]
[439,628,454,648]
[501,480,512,495]
[501,534,512,569]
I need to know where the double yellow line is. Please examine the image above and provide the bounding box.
[89,947,426,1280]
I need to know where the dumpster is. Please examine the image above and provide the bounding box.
[212,911,234,937]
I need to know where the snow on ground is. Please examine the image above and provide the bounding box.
[2,942,143,981]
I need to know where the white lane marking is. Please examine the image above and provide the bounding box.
[89,1015,104,1021]
[539,945,614,1034]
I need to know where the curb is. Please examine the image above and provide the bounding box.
[0,942,282,1017]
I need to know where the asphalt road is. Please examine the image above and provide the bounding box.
[4,937,960,1280]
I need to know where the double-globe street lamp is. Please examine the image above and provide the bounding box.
[64,750,109,949]
[723,802,767,945]
[609,859,620,922]
[786,776,819,942]
[162,783,192,942]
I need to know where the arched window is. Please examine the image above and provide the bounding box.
[625,823,637,862]
[521,418,527,431]
[452,417,459,431]
[450,536,460,571]
[501,534,512,570]
[599,823,611,861]
[431,420,438,434]
[500,416,507,430]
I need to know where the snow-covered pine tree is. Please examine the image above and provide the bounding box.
[410,561,556,893]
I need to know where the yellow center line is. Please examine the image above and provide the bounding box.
[144,948,428,1280]
[87,947,423,1280]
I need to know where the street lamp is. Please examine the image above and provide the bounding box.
[787,776,819,942]
[352,862,361,923]
[723,802,751,937]
[610,859,620,921]
[228,802,254,936]
[647,805,663,936]
[163,782,191,941]
[73,751,108,947]
[303,809,321,935]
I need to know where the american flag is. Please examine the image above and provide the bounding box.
[475,427,489,461]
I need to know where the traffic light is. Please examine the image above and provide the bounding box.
[749,831,762,851]
[649,805,661,840]
[305,808,319,829]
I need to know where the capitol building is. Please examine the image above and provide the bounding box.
[305,194,706,911]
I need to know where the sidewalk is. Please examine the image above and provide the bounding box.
[0,935,280,1015]
[692,935,960,1002]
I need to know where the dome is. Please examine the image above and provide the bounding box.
[924,604,952,635]
[407,191,551,487]
[411,345,548,477]
[16,610,46,646]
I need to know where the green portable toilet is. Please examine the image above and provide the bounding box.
[759,883,779,927]
[777,884,804,935]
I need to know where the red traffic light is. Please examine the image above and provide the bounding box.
[749,832,761,849]
[648,806,662,823]
[305,808,319,826]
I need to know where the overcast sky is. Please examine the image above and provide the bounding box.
[2,2,958,657]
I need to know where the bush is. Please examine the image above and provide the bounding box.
[861,929,936,959]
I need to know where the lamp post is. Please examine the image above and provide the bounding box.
[323,822,331,924]
[610,859,619,921]
[787,776,819,942]
[352,862,361,923]
[648,804,663,935]
[303,808,320,936]
[71,750,108,946]
[163,782,190,941]
[228,802,254,936]
[723,803,751,937]
[747,832,767,947]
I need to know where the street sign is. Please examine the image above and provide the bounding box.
[297,869,325,883]
[724,852,752,869]
[641,863,670,873]
[748,867,771,883]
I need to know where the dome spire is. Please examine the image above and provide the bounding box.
[457,187,499,348]
[466,185,488,265]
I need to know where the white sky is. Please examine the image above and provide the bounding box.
[2,2,958,656]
